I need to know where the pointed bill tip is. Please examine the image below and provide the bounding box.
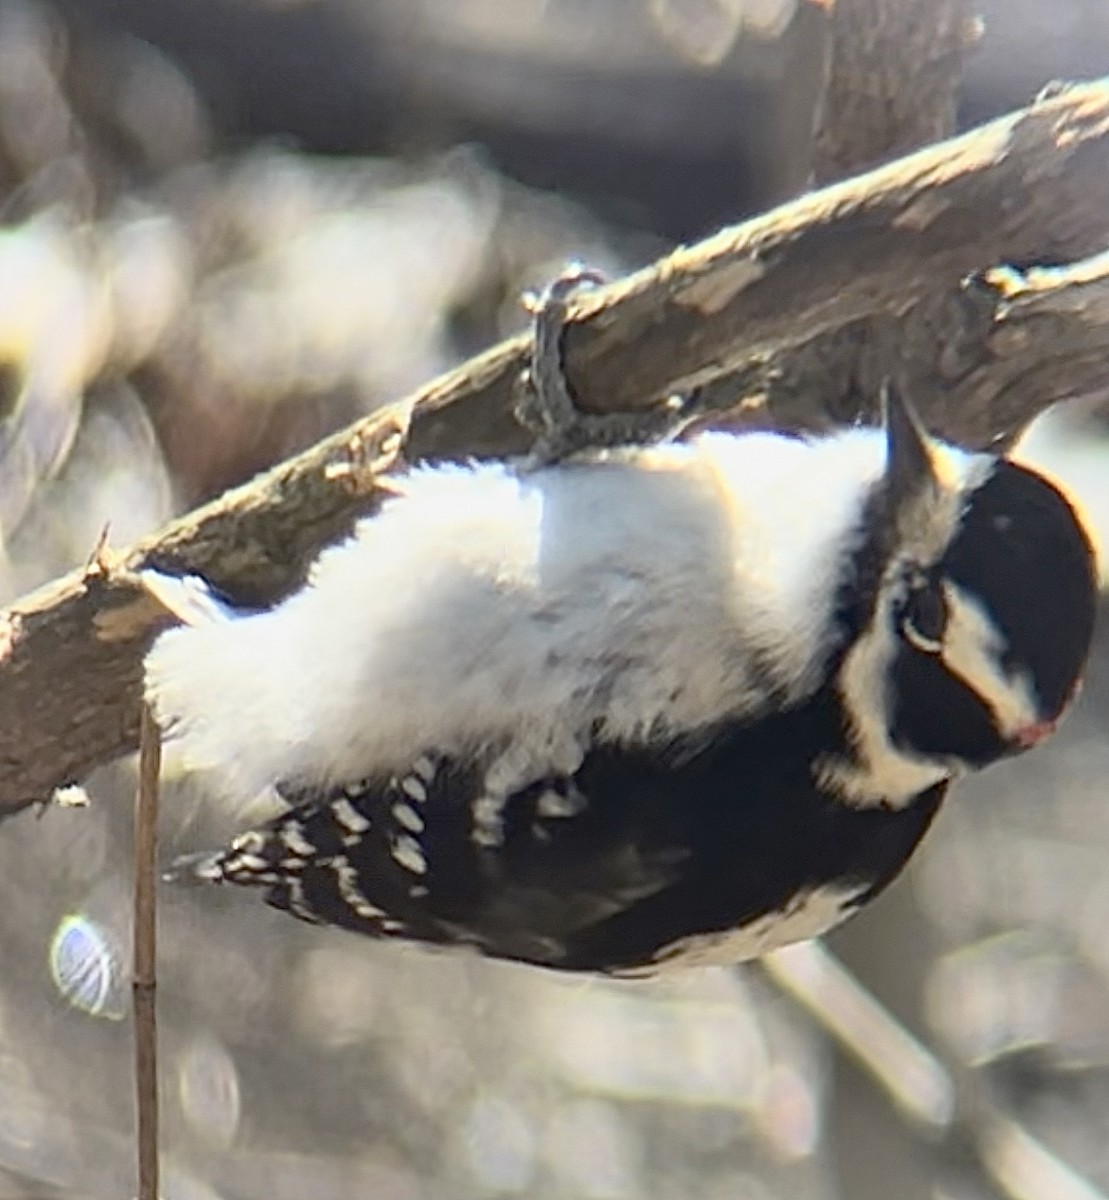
[882,380,938,497]
[881,379,923,442]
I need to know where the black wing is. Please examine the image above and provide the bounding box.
[209,747,695,969]
[193,711,945,974]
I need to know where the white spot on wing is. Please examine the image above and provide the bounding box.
[400,774,428,803]
[392,802,425,833]
[229,853,269,874]
[536,785,587,819]
[470,740,588,847]
[280,823,316,856]
[332,857,386,919]
[230,831,266,854]
[392,833,427,875]
[472,792,506,847]
[284,877,322,923]
[331,798,370,834]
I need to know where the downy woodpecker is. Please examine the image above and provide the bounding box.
[146,274,1098,975]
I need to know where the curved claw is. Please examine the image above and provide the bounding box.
[516,264,692,466]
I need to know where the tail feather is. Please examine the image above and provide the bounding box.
[163,849,228,885]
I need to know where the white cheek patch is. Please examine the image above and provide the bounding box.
[819,604,949,809]
[939,582,1040,739]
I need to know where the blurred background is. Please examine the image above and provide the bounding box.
[0,0,1106,1197]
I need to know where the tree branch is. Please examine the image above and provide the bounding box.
[2,79,1109,817]
[812,0,974,181]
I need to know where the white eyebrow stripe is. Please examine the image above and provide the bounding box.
[940,582,1039,737]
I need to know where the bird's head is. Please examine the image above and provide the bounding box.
[829,387,1098,801]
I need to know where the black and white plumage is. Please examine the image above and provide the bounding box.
[146,302,1098,975]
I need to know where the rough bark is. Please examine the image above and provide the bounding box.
[812,0,975,182]
[1,79,1109,816]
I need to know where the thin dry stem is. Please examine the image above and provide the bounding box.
[133,702,161,1200]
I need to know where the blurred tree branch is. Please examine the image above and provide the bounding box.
[0,79,1108,817]
[812,0,975,181]
[766,941,1109,1200]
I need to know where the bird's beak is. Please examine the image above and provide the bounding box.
[1011,717,1058,751]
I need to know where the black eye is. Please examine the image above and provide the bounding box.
[900,577,948,654]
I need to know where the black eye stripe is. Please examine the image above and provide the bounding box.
[890,651,1005,767]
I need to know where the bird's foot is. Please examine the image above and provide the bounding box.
[516,263,692,465]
